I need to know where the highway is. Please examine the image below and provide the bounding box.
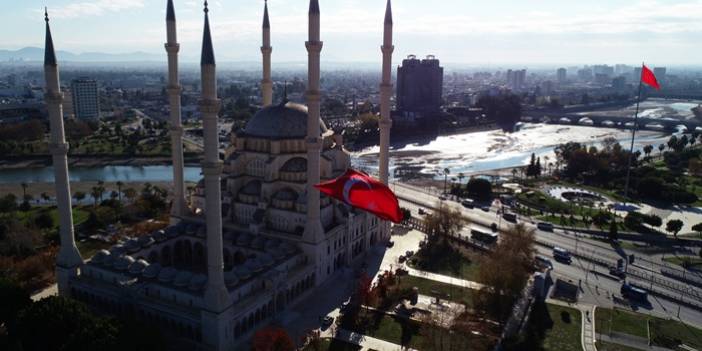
[391,181,702,327]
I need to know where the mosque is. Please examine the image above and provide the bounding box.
[44,0,395,349]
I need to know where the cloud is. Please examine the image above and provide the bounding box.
[46,0,145,19]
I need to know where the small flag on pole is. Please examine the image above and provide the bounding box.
[641,65,660,90]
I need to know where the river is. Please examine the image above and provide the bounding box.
[0,99,694,184]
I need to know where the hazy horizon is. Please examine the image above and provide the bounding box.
[2,0,702,66]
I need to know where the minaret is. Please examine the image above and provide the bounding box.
[303,0,325,245]
[44,9,83,296]
[379,0,393,185]
[198,4,230,349]
[165,0,187,218]
[261,0,273,107]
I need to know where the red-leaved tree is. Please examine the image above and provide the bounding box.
[251,326,295,351]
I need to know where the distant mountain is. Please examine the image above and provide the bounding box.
[0,47,164,62]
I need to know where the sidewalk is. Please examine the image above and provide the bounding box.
[31,283,57,301]
[405,266,486,290]
[596,333,674,351]
[329,328,418,351]
[547,298,596,351]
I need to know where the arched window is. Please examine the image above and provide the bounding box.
[246,158,265,177]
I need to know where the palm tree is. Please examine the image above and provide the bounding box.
[116,181,124,202]
[443,168,450,194]
[74,191,86,206]
[123,188,137,203]
[40,192,50,203]
[457,172,465,186]
[95,181,106,203]
[20,182,28,200]
[658,143,665,156]
[90,186,101,207]
[543,155,550,175]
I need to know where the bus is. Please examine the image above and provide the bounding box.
[621,283,648,303]
[471,226,498,244]
[552,247,572,264]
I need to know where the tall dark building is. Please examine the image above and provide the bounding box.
[396,55,443,117]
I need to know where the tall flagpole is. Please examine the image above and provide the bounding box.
[623,63,644,200]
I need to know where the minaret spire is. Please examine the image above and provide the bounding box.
[44,8,83,297]
[261,0,273,106]
[165,0,187,217]
[379,0,394,185]
[198,4,230,349]
[303,0,325,248]
[378,0,395,243]
[44,8,57,66]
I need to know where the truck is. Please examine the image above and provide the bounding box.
[620,283,648,303]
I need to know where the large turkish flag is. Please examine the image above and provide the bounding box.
[641,65,660,90]
[314,169,403,223]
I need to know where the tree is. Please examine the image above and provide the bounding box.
[34,211,54,230]
[0,193,18,213]
[476,93,523,132]
[90,187,102,207]
[20,182,28,200]
[692,223,702,238]
[443,167,450,194]
[608,220,618,241]
[74,191,86,205]
[466,177,492,201]
[423,203,467,241]
[123,188,137,203]
[40,192,50,203]
[251,327,295,351]
[0,278,31,339]
[666,219,684,239]
[115,181,124,202]
[474,224,535,323]
[658,143,665,155]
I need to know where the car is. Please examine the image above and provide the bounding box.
[553,247,572,264]
[609,267,626,278]
[535,255,553,269]
[461,200,474,209]
[418,208,426,215]
[537,222,554,232]
[439,195,447,201]
[502,213,518,222]
[321,316,334,329]
[386,240,395,248]
[481,206,490,212]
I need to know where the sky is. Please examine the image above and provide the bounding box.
[2,0,702,66]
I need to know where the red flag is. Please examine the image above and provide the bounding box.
[641,65,660,90]
[314,169,403,223]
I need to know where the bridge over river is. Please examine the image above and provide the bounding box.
[523,113,702,132]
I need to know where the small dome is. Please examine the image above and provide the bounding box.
[124,239,141,254]
[188,274,207,291]
[245,258,263,273]
[138,235,155,248]
[280,158,307,172]
[129,259,149,275]
[235,266,252,280]
[91,250,111,264]
[158,267,177,283]
[114,255,135,271]
[224,270,239,287]
[241,101,328,140]
[174,271,193,287]
[142,262,162,278]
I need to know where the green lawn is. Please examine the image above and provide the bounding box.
[396,275,475,307]
[541,304,582,351]
[662,256,702,269]
[407,243,482,282]
[650,318,702,349]
[595,341,642,351]
[505,303,582,351]
[595,308,649,339]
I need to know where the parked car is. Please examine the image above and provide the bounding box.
[481,206,490,212]
[502,212,518,222]
[461,200,474,209]
[418,208,426,215]
[535,255,553,269]
[439,195,447,201]
[537,222,554,232]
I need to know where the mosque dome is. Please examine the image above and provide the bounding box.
[240,101,328,140]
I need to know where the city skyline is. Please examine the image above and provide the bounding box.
[2,0,702,65]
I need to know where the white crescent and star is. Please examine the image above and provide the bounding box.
[342,176,373,205]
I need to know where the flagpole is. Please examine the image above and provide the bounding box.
[623,63,644,200]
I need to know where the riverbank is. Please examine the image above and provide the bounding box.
[0,180,198,200]
[0,155,202,170]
